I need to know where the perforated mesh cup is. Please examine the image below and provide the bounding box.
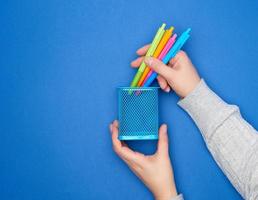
[118,87,159,140]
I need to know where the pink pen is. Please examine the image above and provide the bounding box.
[142,34,177,86]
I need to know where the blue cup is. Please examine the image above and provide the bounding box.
[118,87,159,140]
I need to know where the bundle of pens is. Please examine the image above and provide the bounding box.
[130,23,191,88]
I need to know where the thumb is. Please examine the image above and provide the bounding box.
[144,57,174,79]
[157,124,169,155]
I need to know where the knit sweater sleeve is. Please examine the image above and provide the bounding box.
[178,79,258,199]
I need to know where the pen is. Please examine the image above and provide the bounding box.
[137,27,174,87]
[130,23,166,88]
[158,34,177,60]
[143,28,191,87]
[141,34,177,86]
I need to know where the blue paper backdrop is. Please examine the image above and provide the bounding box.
[1,0,258,199]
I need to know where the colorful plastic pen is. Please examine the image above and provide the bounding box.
[137,27,174,86]
[141,34,177,86]
[130,23,166,88]
[143,28,191,87]
[158,34,177,60]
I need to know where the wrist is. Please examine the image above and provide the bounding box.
[154,186,178,200]
[181,77,201,98]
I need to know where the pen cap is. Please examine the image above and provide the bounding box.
[117,87,159,140]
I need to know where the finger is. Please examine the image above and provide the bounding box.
[136,44,150,56]
[164,86,171,93]
[120,142,140,168]
[113,120,118,128]
[157,75,170,92]
[110,121,144,163]
[157,124,169,155]
[109,123,113,132]
[144,57,175,79]
[131,56,144,68]
[169,56,179,66]
[109,120,118,133]
[168,50,186,66]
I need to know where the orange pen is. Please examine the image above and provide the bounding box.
[137,27,174,86]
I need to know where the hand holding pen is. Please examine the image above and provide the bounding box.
[131,48,201,98]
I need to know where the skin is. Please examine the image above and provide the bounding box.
[110,44,201,200]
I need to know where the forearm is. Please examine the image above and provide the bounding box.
[178,79,258,199]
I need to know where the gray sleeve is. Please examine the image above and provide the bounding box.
[177,79,258,200]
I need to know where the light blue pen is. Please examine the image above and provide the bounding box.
[143,28,191,87]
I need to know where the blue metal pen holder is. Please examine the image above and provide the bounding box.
[118,87,159,140]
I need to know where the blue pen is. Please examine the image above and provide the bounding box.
[143,28,191,87]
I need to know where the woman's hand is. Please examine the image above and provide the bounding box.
[109,120,178,200]
[131,44,201,98]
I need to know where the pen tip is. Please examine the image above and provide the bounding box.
[161,23,166,29]
[169,26,174,31]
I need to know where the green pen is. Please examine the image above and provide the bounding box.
[130,23,166,88]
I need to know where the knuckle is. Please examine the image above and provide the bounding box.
[153,59,162,66]
[178,50,187,58]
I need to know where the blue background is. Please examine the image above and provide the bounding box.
[1,0,258,199]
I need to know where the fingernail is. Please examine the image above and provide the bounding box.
[163,124,168,130]
[165,87,170,93]
[144,57,153,65]
[131,59,137,64]
[109,124,113,132]
[113,120,118,126]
